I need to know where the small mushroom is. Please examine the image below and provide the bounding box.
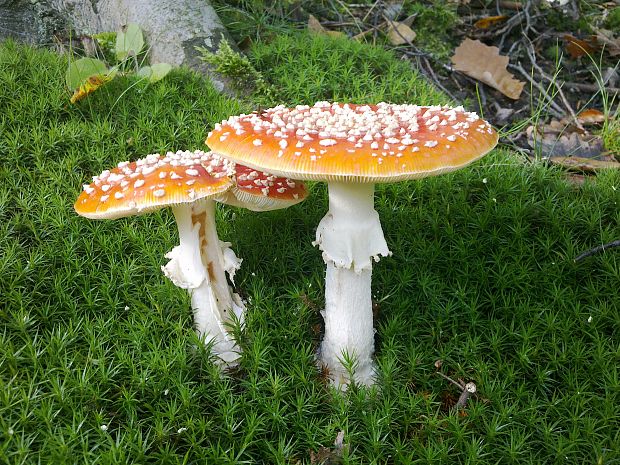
[207,102,498,386]
[75,149,307,365]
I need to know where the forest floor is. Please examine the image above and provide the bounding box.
[1,1,619,463]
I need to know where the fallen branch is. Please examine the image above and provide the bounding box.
[562,81,620,95]
[435,368,478,411]
[575,240,620,262]
[510,63,565,118]
[456,382,477,409]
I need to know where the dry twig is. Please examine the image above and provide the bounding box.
[575,240,620,262]
[510,63,565,118]
[435,370,478,411]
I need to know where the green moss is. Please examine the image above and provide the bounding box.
[3,39,620,465]
[604,7,620,30]
[249,32,445,105]
[92,32,117,64]
[543,4,592,33]
[404,1,459,59]
[197,39,275,101]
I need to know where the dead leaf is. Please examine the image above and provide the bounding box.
[401,13,417,27]
[548,156,620,172]
[451,38,525,100]
[352,28,375,42]
[526,120,609,161]
[383,2,403,21]
[70,74,111,103]
[577,109,606,125]
[310,431,348,465]
[494,106,515,123]
[308,14,325,33]
[386,21,416,45]
[594,28,620,57]
[563,34,598,58]
[474,15,508,29]
[308,14,344,37]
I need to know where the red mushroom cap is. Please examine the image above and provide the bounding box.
[206,102,498,182]
[74,150,235,219]
[219,164,308,211]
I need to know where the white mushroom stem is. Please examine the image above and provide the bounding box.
[162,200,244,365]
[314,182,391,387]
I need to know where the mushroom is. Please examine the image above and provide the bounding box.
[75,149,307,365]
[206,102,498,386]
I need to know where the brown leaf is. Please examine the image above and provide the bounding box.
[386,21,416,45]
[310,431,347,465]
[526,120,607,160]
[548,156,620,172]
[308,14,325,33]
[308,14,344,37]
[451,38,525,99]
[563,34,598,58]
[474,15,508,29]
[577,109,606,125]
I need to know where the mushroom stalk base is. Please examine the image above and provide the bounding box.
[163,201,243,365]
[321,263,376,386]
[315,182,390,387]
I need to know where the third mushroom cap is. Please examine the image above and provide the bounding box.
[207,102,498,387]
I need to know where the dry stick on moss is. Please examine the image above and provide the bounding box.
[562,81,620,94]
[510,63,565,118]
[575,240,620,262]
[456,382,477,409]
[362,0,382,23]
[436,371,478,410]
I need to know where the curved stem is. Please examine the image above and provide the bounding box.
[163,201,244,365]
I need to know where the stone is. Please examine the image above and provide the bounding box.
[0,0,235,92]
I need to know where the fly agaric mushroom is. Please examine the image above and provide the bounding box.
[207,102,498,386]
[75,149,307,365]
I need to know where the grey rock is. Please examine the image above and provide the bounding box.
[0,0,235,92]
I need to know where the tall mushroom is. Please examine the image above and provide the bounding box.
[75,149,307,365]
[207,102,498,386]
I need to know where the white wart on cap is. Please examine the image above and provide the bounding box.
[217,164,309,212]
[75,150,235,219]
[206,102,498,182]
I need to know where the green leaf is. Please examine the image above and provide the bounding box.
[136,66,152,79]
[137,63,172,83]
[149,63,172,82]
[116,23,145,61]
[66,57,108,90]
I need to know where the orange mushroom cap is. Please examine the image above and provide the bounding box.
[206,102,498,182]
[74,150,235,219]
[75,150,308,219]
